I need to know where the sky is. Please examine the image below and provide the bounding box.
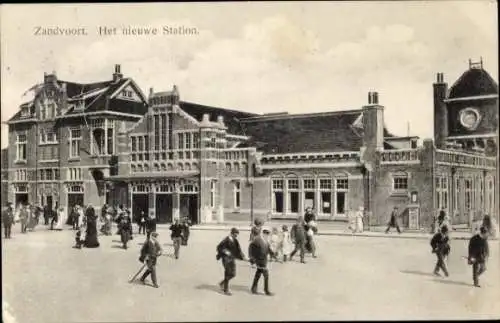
[0,1,498,149]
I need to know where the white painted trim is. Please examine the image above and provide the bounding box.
[69,87,109,101]
[436,161,496,170]
[380,161,421,165]
[444,94,498,102]
[226,134,251,141]
[56,111,144,119]
[436,149,497,160]
[262,162,362,169]
[109,79,132,99]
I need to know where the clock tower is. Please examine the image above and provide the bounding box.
[434,58,498,156]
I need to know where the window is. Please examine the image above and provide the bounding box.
[286,178,299,214]
[40,129,58,144]
[160,114,167,150]
[234,181,241,209]
[319,178,332,215]
[454,177,460,212]
[303,178,315,210]
[233,163,240,172]
[210,180,217,208]
[272,179,284,214]
[436,176,449,210]
[335,176,349,215]
[154,114,160,150]
[67,168,82,181]
[465,178,472,210]
[15,169,27,181]
[487,177,495,216]
[392,173,408,191]
[16,133,27,161]
[69,128,81,158]
[131,137,137,152]
[39,168,59,181]
[193,132,200,149]
[185,133,191,149]
[411,139,418,149]
[178,133,184,150]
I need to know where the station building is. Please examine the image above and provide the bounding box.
[3,60,498,230]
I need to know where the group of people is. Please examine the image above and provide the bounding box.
[430,215,493,287]
[1,202,72,238]
[213,207,319,296]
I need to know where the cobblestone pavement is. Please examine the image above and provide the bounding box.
[2,224,499,322]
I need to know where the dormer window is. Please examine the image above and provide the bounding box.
[411,139,417,149]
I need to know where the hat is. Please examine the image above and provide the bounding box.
[230,227,239,234]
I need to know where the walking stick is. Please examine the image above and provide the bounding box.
[128,263,146,283]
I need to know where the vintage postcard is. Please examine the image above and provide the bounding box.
[1,1,498,322]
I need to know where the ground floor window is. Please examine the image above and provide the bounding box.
[336,191,346,215]
[288,191,299,213]
[321,192,331,214]
[304,191,315,210]
[272,179,284,214]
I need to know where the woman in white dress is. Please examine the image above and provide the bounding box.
[55,207,66,230]
[355,206,364,233]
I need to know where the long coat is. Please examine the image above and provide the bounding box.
[216,236,244,261]
[468,234,489,263]
[249,236,274,268]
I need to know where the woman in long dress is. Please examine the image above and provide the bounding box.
[55,207,66,230]
[355,206,364,233]
[84,205,100,248]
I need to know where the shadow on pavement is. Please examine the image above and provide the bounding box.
[400,270,436,277]
[431,279,472,287]
[195,283,252,294]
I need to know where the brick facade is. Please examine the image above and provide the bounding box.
[4,62,498,230]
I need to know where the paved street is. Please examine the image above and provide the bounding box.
[2,225,500,322]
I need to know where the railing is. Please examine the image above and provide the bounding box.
[223,148,253,160]
[261,151,360,164]
[380,149,420,164]
[436,149,496,169]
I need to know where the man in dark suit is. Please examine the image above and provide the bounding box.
[249,227,275,296]
[139,232,163,288]
[290,216,307,263]
[169,219,184,259]
[216,228,246,296]
[468,226,490,287]
[430,225,451,277]
[2,202,14,239]
[385,206,402,234]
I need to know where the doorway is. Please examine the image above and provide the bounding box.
[180,194,199,224]
[132,194,149,223]
[15,193,29,206]
[156,194,173,224]
[68,193,84,210]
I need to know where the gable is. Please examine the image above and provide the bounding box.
[117,84,142,102]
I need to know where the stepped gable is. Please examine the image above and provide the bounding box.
[448,67,498,99]
[239,110,364,154]
[179,101,259,135]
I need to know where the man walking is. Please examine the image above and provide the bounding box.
[249,227,275,296]
[468,226,490,287]
[139,232,163,288]
[385,206,402,234]
[169,219,184,259]
[430,225,450,277]
[290,216,307,263]
[216,228,246,296]
[2,203,14,239]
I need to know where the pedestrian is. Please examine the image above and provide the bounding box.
[54,207,66,231]
[385,206,402,234]
[468,226,490,287]
[50,206,58,230]
[216,228,246,296]
[437,207,446,228]
[181,219,191,246]
[2,203,15,239]
[290,216,307,263]
[269,227,282,262]
[74,211,86,249]
[249,227,275,296]
[139,231,163,288]
[19,204,29,234]
[146,213,157,234]
[481,214,494,237]
[249,218,264,242]
[169,219,184,259]
[119,212,133,249]
[138,211,147,235]
[83,205,100,248]
[430,225,450,277]
[280,225,293,262]
[354,206,364,233]
[43,204,50,225]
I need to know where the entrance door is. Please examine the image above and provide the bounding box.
[132,194,149,222]
[180,194,199,224]
[46,195,53,210]
[15,193,28,206]
[156,194,173,224]
[68,193,84,210]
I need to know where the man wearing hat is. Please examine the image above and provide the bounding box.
[2,202,15,239]
[249,226,275,296]
[139,231,163,288]
[216,228,246,295]
[468,226,490,287]
[430,225,450,277]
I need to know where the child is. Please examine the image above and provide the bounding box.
[269,227,282,262]
[281,225,293,262]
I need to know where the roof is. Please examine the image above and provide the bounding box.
[448,68,498,99]
[108,171,199,181]
[239,111,364,154]
[179,101,259,135]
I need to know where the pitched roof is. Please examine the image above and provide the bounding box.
[448,68,499,99]
[239,111,364,154]
[179,101,259,135]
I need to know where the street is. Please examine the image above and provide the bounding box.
[2,225,500,322]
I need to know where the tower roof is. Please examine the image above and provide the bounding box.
[448,65,498,99]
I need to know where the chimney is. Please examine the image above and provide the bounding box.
[362,91,384,151]
[113,64,123,82]
[433,72,448,149]
[149,87,154,97]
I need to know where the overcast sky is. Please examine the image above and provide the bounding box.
[1,1,498,149]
